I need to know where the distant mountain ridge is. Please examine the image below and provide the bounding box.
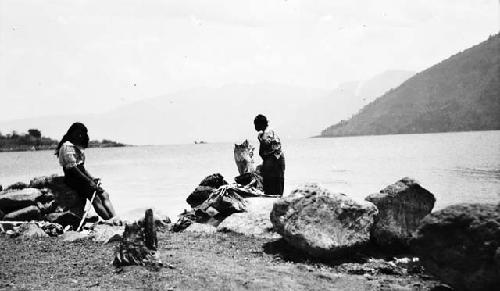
[0,72,414,145]
[320,34,500,138]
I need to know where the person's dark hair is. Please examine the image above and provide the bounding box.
[254,114,268,130]
[55,122,89,156]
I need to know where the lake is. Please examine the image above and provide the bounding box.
[1,130,499,220]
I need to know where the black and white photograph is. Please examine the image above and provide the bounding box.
[0,0,499,290]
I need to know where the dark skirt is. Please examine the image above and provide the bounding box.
[261,154,285,196]
[63,165,97,200]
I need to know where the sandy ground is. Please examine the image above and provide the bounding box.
[0,229,442,290]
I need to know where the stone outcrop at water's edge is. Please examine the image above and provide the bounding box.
[365,177,435,248]
[270,183,378,258]
[411,203,500,291]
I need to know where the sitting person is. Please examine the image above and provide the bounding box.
[55,122,118,223]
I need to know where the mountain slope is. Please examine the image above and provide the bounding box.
[320,34,500,137]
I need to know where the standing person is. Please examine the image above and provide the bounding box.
[254,114,285,196]
[55,122,118,223]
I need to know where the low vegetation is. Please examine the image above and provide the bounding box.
[0,129,125,152]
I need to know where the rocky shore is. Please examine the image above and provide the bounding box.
[1,172,498,290]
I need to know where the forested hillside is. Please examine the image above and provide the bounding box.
[320,34,500,137]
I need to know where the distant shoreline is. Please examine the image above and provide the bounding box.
[0,144,128,153]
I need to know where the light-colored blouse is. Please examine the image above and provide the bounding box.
[58,141,85,169]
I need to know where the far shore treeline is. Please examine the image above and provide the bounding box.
[0,129,125,152]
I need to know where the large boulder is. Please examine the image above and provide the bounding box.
[365,177,435,247]
[217,197,280,238]
[411,203,500,291]
[270,184,378,257]
[0,188,44,213]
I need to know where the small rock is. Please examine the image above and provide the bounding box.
[217,197,280,239]
[6,229,19,238]
[106,233,122,243]
[40,222,64,237]
[185,223,217,234]
[138,214,171,228]
[61,231,91,242]
[198,173,227,188]
[91,224,125,242]
[19,223,49,239]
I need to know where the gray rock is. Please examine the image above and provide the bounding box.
[186,186,214,208]
[196,185,247,219]
[185,223,217,234]
[19,223,49,239]
[365,177,435,247]
[60,230,91,242]
[198,173,227,188]
[411,203,500,291]
[91,224,124,242]
[3,205,42,221]
[30,175,86,218]
[5,181,29,191]
[45,212,82,228]
[41,222,64,237]
[0,188,43,213]
[217,197,280,239]
[270,183,378,258]
[234,172,263,191]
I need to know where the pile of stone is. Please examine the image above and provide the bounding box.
[270,178,436,257]
[268,178,499,291]
[173,173,269,232]
[0,175,87,228]
[0,175,130,243]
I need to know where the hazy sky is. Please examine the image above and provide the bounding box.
[0,0,498,121]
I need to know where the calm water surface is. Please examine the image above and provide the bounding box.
[1,131,499,220]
